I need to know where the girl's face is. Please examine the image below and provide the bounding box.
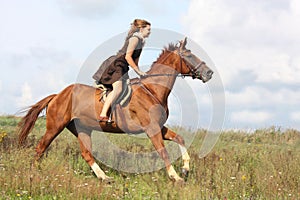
[140,25,151,38]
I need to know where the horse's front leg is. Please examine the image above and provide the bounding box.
[145,125,184,182]
[162,126,190,181]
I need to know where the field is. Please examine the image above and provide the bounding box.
[0,115,299,199]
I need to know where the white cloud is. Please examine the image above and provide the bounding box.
[226,86,300,108]
[183,0,300,85]
[290,112,300,121]
[58,0,121,18]
[231,110,272,124]
[182,0,300,129]
[17,82,33,108]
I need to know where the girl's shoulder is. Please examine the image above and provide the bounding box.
[131,32,145,42]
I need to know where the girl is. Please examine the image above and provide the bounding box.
[93,19,151,122]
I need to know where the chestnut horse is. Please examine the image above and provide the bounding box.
[18,38,213,183]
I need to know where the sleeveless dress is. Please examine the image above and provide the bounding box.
[93,35,144,85]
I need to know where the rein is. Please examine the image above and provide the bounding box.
[140,48,206,80]
[142,73,189,78]
[141,58,206,79]
[137,48,190,79]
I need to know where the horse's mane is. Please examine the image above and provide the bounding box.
[161,43,177,56]
[164,43,178,52]
[148,43,178,71]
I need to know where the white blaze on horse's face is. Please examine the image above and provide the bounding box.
[179,37,214,83]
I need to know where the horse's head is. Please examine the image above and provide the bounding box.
[176,37,213,83]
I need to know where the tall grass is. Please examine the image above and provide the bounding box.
[0,116,299,199]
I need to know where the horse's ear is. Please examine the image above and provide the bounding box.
[180,37,187,50]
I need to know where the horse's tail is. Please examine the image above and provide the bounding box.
[18,94,57,145]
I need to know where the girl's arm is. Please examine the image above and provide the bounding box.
[125,37,146,76]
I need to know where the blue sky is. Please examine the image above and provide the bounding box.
[1,0,300,130]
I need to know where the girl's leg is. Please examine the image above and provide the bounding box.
[100,80,123,119]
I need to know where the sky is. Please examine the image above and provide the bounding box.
[0,0,299,131]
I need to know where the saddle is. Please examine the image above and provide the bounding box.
[94,79,132,125]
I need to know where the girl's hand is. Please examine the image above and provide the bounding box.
[137,70,147,77]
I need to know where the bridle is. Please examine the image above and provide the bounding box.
[178,49,206,79]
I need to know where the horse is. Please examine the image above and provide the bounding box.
[18,37,213,183]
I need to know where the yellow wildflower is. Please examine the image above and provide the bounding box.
[241,175,247,181]
[0,132,7,143]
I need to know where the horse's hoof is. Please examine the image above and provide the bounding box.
[174,178,185,187]
[31,160,41,170]
[102,176,115,184]
[181,168,189,182]
[169,175,184,183]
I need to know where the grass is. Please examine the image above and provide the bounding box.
[0,115,299,199]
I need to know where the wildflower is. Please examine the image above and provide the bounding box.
[220,157,223,161]
[241,175,247,181]
[0,131,7,143]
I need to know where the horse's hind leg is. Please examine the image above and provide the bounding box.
[67,121,113,183]
[162,126,190,181]
[35,115,68,161]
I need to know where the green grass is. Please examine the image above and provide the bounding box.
[0,116,299,199]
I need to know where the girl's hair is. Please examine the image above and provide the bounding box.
[126,19,151,39]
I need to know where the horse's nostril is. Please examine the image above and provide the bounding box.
[207,70,213,77]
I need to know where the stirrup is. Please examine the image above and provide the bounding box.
[106,113,114,125]
[98,116,109,122]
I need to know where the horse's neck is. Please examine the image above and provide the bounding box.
[143,53,179,105]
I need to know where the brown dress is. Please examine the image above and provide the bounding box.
[93,35,144,85]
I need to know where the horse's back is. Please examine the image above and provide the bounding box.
[46,84,100,121]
